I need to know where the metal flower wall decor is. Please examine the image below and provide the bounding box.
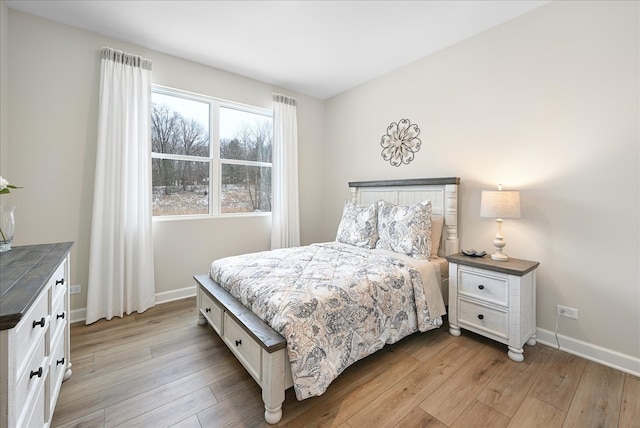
[380,119,422,167]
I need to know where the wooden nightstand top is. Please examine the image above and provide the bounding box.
[446,252,539,276]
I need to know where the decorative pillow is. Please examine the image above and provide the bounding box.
[335,201,378,249]
[430,215,445,258]
[376,200,432,259]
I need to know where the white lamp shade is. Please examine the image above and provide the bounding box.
[480,190,521,219]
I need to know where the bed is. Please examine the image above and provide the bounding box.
[194,177,460,424]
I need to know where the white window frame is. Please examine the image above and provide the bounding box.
[151,85,273,219]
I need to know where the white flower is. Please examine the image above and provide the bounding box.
[0,177,18,194]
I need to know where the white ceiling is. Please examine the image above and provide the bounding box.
[6,0,550,99]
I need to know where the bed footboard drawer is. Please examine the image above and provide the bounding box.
[199,288,223,334]
[223,313,262,382]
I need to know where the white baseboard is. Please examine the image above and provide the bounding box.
[69,286,197,324]
[69,308,87,324]
[536,327,640,377]
[155,285,197,305]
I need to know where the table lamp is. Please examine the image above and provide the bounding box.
[480,185,521,261]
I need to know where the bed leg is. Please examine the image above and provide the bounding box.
[197,313,207,326]
[262,348,286,424]
[264,405,283,425]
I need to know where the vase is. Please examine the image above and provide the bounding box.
[0,205,15,253]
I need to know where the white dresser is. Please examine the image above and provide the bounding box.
[0,242,73,428]
[447,252,539,362]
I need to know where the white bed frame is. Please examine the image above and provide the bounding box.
[194,177,460,424]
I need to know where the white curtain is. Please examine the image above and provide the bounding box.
[86,47,155,324]
[271,94,300,249]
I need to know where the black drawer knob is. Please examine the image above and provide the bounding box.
[57,358,65,366]
[235,339,242,346]
[32,317,45,328]
[205,307,211,313]
[30,367,43,379]
[478,285,485,290]
[478,314,484,320]
[57,312,65,320]
[56,278,65,285]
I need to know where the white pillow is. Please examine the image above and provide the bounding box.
[376,200,432,259]
[430,215,445,258]
[335,201,378,249]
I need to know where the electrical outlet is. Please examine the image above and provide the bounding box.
[557,304,578,319]
[69,285,81,295]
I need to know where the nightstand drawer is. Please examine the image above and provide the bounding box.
[458,298,508,339]
[458,268,508,306]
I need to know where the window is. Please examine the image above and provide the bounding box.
[151,87,272,217]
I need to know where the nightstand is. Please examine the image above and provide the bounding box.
[446,253,539,362]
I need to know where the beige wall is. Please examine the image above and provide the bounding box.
[3,1,638,373]
[323,1,639,365]
[5,10,325,311]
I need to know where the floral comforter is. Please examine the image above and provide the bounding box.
[209,242,445,400]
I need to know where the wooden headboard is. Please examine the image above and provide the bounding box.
[348,177,460,257]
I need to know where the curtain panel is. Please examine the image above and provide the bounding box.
[271,94,300,249]
[86,47,155,324]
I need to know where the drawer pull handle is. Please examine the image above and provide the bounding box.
[478,285,485,290]
[205,307,211,313]
[57,358,65,366]
[57,312,65,320]
[56,278,65,285]
[32,317,45,328]
[30,367,43,379]
[235,339,242,346]
[478,314,484,320]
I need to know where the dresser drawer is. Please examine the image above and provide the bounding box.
[457,298,508,339]
[14,287,49,375]
[199,288,223,335]
[15,334,46,424]
[49,332,67,417]
[458,268,508,306]
[223,312,261,382]
[19,376,46,428]
[50,289,67,343]
[49,261,67,302]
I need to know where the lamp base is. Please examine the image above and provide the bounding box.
[491,221,509,262]
[491,252,509,262]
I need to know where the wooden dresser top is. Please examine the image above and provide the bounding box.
[0,242,73,330]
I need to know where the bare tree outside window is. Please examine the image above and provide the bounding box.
[220,107,273,213]
[151,88,272,217]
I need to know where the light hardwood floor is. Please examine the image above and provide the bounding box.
[52,298,639,428]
